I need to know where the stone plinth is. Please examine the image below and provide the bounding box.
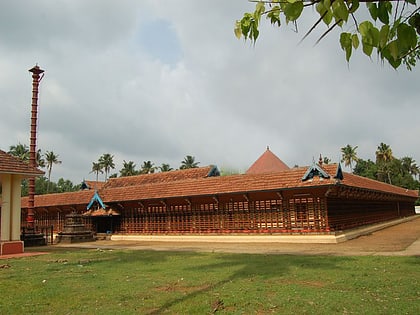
[0,241,24,255]
[57,212,95,243]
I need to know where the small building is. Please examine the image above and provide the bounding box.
[20,150,418,241]
[0,149,44,255]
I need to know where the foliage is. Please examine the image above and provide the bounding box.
[353,158,378,180]
[0,249,418,314]
[21,177,81,196]
[159,163,173,172]
[375,142,394,183]
[235,0,420,70]
[98,153,115,181]
[44,150,62,193]
[322,156,332,164]
[120,160,139,177]
[180,155,200,169]
[140,160,157,174]
[341,144,358,172]
[354,142,420,189]
[220,167,241,176]
[8,143,30,162]
[90,161,103,182]
[8,144,44,167]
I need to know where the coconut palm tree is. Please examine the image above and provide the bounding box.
[91,161,103,183]
[99,153,115,181]
[36,149,45,168]
[9,143,45,167]
[159,163,173,172]
[375,143,394,184]
[120,160,138,177]
[140,161,156,174]
[341,144,358,173]
[180,155,199,169]
[401,156,419,179]
[8,143,29,161]
[44,151,62,193]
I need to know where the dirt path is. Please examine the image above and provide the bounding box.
[56,216,420,256]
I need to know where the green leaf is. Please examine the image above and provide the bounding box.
[251,20,260,41]
[379,24,390,48]
[316,2,333,26]
[360,21,379,57]
[382,46,402,68]
[340,32,352,61]
[348,0,359,14]
[382,40,401,68]
[377,1,392,25]
[387,40,399,60]
[332,0,349,22]
[284,2,304,22]
[254,1,265,20]
[352,34,359,49]
[240,14,253,40]
[267,5,281,27]
[367,3,378,21]
[359,21,373,37]
[397,23,417,54]
[408,13,420,35]
[234,20,242,39]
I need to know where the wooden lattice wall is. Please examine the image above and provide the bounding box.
[119,195,329,234]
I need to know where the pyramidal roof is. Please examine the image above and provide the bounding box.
[246,147,290,174]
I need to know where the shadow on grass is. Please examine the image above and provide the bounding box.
[147,253,351,314]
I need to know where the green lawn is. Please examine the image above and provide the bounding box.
[0,248,419,314]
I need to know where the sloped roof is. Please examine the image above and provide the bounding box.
[0,149,44,176]
[246,147,289,174]
[103,166,218,189]
[21,190,94,208]
[82,180,106,190]
[20,163,418,209]
[101,163,418,203]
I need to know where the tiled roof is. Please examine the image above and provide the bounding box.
[0,149,44,176]
[21,190,94,208]
[246,147,289,174]
[83,180,106,190]
[20,163,418,209]
[103,166,216,189]
[101,164,418,203]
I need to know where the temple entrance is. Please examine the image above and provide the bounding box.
[93,216,114,233]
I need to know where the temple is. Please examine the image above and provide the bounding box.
[16,148,418,241]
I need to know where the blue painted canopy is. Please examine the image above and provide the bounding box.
[87,191,106,210]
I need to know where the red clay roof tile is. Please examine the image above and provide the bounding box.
[0,150,44,176]
[21,164,418,209]
[246,147,289,174]
[103,166,215,189]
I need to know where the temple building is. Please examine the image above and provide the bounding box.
[18,148,418,241]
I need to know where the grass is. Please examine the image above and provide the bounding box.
[0,248,419,314]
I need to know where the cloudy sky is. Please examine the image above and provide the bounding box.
[1,1,419,183]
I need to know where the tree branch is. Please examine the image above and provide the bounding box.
[315,19,343,45]
[400,44,420,59]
